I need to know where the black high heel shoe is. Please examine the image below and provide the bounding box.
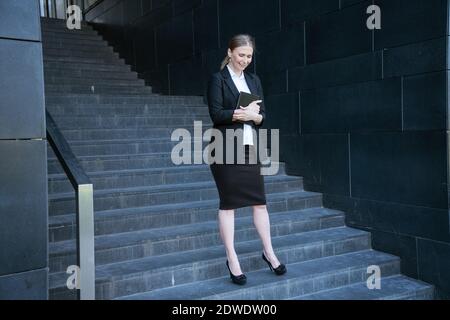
[262,253,287,275]
[226,260,247,285]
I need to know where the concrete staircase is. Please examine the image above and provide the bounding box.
[42,18,434,300]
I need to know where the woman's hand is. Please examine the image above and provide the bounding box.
[233,108,260,122]
[239,100,262,114]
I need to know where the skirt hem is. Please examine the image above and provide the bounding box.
[219,201,267,210]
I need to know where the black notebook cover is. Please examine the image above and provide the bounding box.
[235,91,260,109]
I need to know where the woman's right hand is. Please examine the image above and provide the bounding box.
[233,108,259,122]
[238,100,262,114]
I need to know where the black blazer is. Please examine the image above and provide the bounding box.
[206,67,266,164]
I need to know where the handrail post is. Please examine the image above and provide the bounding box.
[46,110,95,300]
[76,184,95,300]
[45,0,50,18]
[80,0,85,21]
[51,0,57,18]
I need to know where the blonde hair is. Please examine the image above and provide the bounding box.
[220,34,256,70]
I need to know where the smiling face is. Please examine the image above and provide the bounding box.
[227,45,253,74]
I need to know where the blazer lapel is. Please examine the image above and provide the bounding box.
[244,72,257,95]
[221,68,240,100]
[220,67,258,98]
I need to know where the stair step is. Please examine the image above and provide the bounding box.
[47,152,200,173]
[42,31,102,41]
[41,26,97,34]
[44,76,145,86]
[116,250,400,300]
[49,205,337,272]
[43,48,118,59]
[50,136,210,145]
[52,126,206,141]
[44,94,204,105]
[42,37,110,48]
[45,78,143,88]
[45,140,204,157]
[45,84,152,95]
[47,151,175,171]
[43,43,112,52]
[45,88,153,95]
[49,226,368,299]
[43,43,113,53]
[44,70,138,80]
[291,275,434,300]
[41,18,91,27]
[45,71,139,81]
[43,55,124,64]
[43,53,119,62]
[46,104,208,117]
[47,151,281,174]
[51,126,209,141]
[48,176,311,216]
[47,165,215,193]
[48,161,284,182]
[44,61,131,72]
[47,138,210,157]
[41,23,94,32]
[49,115,210,129]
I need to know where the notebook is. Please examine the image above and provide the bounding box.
[235,91,260,109]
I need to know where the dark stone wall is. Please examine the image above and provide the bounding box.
[85,0,450,298]
[0,0,48,299]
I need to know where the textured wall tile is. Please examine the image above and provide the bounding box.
[374,0,448,49]
[256,25,304,74]
[383,37,447,78]
[403,71,447,130]
[0,269,47,300]
[300,78,401,133]
[265,93,300,135]
[194,0,219,54]
[288,51,382,92]
[0,39,45,139]
[305,1,372,64]
[281,0,339,26]
[418,239,450,298]
[219,0,280,48]
[0,0,41,41]
[156,11,193,65]
[350,131,447,209]
[0,141,47,276]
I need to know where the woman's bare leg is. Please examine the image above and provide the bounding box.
[252,205,281,267]
[218,209,243,275]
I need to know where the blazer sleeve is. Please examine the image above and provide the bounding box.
[207,73,235,125]
[254,75,266,127]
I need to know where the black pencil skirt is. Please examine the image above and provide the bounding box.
[209,145,266,210]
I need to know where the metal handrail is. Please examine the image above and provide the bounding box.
[46,110,95,300]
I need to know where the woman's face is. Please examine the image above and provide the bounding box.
[228,45,253,73]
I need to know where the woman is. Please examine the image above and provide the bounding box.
[206,34,286,285]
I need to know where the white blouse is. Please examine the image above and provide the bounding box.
[226,64,254,146]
